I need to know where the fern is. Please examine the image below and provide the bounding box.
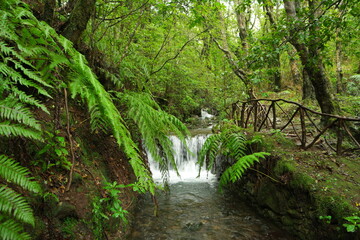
[0,122,42,141]
[0,155,41,193]
[0,186,35,226]
[0,1,50,239]
[219,152,270,187]
[0,155,41,240]
[0,98,41,131]
[68,53,157,193]
[116,91,189,181]
[0,218,31,240]
[197,128,270,188]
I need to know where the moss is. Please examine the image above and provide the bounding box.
[274,158,296,175]
[290,172,316,190]
[315,194,358,223]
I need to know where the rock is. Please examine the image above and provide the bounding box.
[54,202,78,219]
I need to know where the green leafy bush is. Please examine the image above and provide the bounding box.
[197,126,270,188]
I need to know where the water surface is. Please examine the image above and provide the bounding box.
[131,181,294,240]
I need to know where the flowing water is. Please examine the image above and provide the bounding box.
[131,134,295,240]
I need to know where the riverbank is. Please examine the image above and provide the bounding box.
[229,131,360,240]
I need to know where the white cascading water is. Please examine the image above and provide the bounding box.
[148,135,216,183]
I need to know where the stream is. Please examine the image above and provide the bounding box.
[130,134,295,240]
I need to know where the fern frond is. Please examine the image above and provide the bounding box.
[0,62,51,98]
[219,152,270,187]
[68,54,156,194]
[0,98,41,130]
[0,217,31,240]
[198,127,270,187]
[118,91,189,179]
[0,122,42,141]
[0,186,35,226]
[10,87,49,114]
[197,134,222,172]
[0,155,41,193]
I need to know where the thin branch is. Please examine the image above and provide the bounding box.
[153,20,174,61]
[249,167,283,184]
[212,37,247,82]
[65,88,76,191]
[280,0,343,48]
[116,14,144,65]
[150,29,209,75]
[94,0,149,43]
[342,121,360,149]
[97,0,149,22]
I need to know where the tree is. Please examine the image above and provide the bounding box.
[283,0,337,114]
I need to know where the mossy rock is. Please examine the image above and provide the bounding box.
[54,202,78,220]
[256,181,290,214]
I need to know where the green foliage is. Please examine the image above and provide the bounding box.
[220,152,269,187]
[0,155,41,240]
[34,131,71,171]
[91,196,107,240]
[68,51,157,194]
[343,216,360,233]
[346,75,360,96]
[197,127,270,188]
[91,181,133,240]
[0,155,41,193]
[319,215,332,224]
[0,98,42,141]
[116,91,189,181]
[102,181,129,224]
[60,217,78,239]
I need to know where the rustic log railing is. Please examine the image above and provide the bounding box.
[230,99,360,155]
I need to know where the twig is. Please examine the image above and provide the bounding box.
[277,104,301,141]
[65,88,76,191]
[151,29,209,75]
[305,119,338,150]
[249,167,282,184]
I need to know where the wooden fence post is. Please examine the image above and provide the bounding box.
[272,101,276,129]
[253,101,258,132]
[300,107,306,148]
[240,102,246,128]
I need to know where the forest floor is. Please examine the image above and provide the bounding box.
[29,99,137,240]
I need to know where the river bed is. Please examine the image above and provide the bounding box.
[130,181,295,240]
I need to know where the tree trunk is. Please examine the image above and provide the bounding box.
[235,6,249,52]
[335,33,343,94]
[288,49,301,85]
[60,0,96,45]
[273,56,282,92]
[302,68,315,100]
[283,0,336,114]
[42,0,56,25]
[212,6,253,98]
[263,3,281,92]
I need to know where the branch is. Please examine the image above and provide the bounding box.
[280,0,343,48]
[93,0,149,42]
[153,17,175,61]
[116,14,144,65]
[211,37,247,82]
[98,0,149,21]
[150,29,209,75]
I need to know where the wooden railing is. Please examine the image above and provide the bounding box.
[229,99,360,155]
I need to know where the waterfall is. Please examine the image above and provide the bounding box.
[148,135,216,183]
[200,109,214,120]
